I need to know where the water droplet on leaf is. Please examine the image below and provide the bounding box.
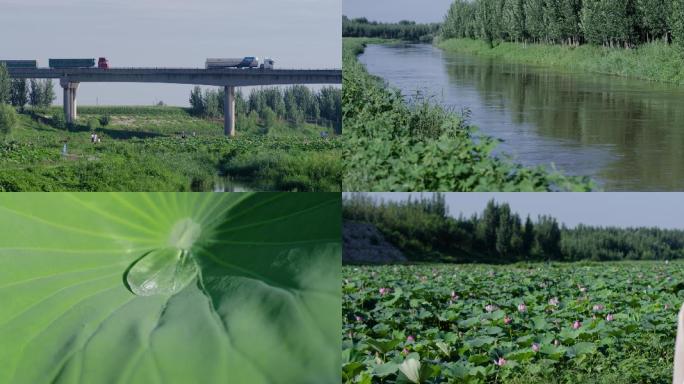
[125,247,198,296]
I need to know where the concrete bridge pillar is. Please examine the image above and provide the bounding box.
[224,85,235,137]
[59,79,79,124]
[70,83,79,120]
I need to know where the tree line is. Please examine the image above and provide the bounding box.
[0,65,55,109]
[189,85,341,133]
[0,64,56,136]
[441,0,684,48]
[343,193,684,262]
[342,16,442,42]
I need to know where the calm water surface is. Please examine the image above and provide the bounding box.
[359,43,684,191]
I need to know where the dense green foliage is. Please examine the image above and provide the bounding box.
[0,104,17,137]
[343,38,594,192]
[343,262,680,383]
[441,0,684,48]
[189,85,341,134]
[343,16,441,42]
[0,106,340,191]
[343,193,684,262]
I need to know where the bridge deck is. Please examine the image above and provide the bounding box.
[6,68,342,86]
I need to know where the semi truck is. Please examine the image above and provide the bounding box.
[0,60,37,68]
[205,57,274,69]
[48,58,109,69]
[49,58,96,69]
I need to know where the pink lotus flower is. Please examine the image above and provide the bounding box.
[495,357,506,366]
[553,339,560,346]
[485,304,497,312]
[532,343,540,352]
[406,335,415,343]
[451,291,459,300]
[504,315,512,325]
[355,315,363,322]
[379,288,389,296]
[573,320,582,329]
[593,304,604,312]
[549,297,560,306]
[402,348,409,356]
[518,303,527,313]
[579,287,587,293]
[606,314,614,322]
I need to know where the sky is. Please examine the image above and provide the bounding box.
[344,193,684,230]
[0,0,341,106]
[343,0,453,23]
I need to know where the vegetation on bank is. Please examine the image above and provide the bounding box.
[343,193,684,263]
[342,16,441,42]
[438,38,684,84]
[343,262,679,383]
[0,106,340,191]
[343,38,594,191]
[438,0,684,84]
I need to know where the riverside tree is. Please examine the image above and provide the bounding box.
[10,79,28,108]
[441,0,684,48]
[343,194,684,262]
[0,64,10,104]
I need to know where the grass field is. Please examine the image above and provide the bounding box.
[437,38,684,85]
[343,261,679,383]
[0,106,341,191]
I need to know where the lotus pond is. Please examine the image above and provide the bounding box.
[342,262,682,383]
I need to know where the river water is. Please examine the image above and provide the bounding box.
[359,43,684,191]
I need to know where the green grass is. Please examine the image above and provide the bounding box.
[0,106,340,191]
[438,38,684,84]
[343,37,594,191]
[343,261,679,383]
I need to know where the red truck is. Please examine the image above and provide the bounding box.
[98,57,109,69]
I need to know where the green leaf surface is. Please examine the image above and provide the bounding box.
[0,192,341,384]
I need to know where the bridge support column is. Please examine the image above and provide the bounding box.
[70,83,79,120]
[224,86,235,137]
[60,79,79,124]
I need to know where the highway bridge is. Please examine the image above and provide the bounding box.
[6,67,342,136]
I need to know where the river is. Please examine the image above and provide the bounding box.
[359,43,684,191]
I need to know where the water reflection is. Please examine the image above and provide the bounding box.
[359,43,684,191]
[213,177,252,192]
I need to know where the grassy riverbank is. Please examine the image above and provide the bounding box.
[343,37,594,191]
[438,38,684,84]
[0,106,341,191]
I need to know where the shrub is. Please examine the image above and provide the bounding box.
[52,112,66,129]
[99,115,110,127]
[0,104,17,136]
[87,118,99,130]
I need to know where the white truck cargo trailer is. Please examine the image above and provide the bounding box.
[205,57,274,69]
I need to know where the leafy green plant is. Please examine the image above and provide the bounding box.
[0,192,341,383]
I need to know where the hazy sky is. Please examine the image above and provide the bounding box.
[343,0,453,23]
[0,0,341,106]
[344,193,684,229]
